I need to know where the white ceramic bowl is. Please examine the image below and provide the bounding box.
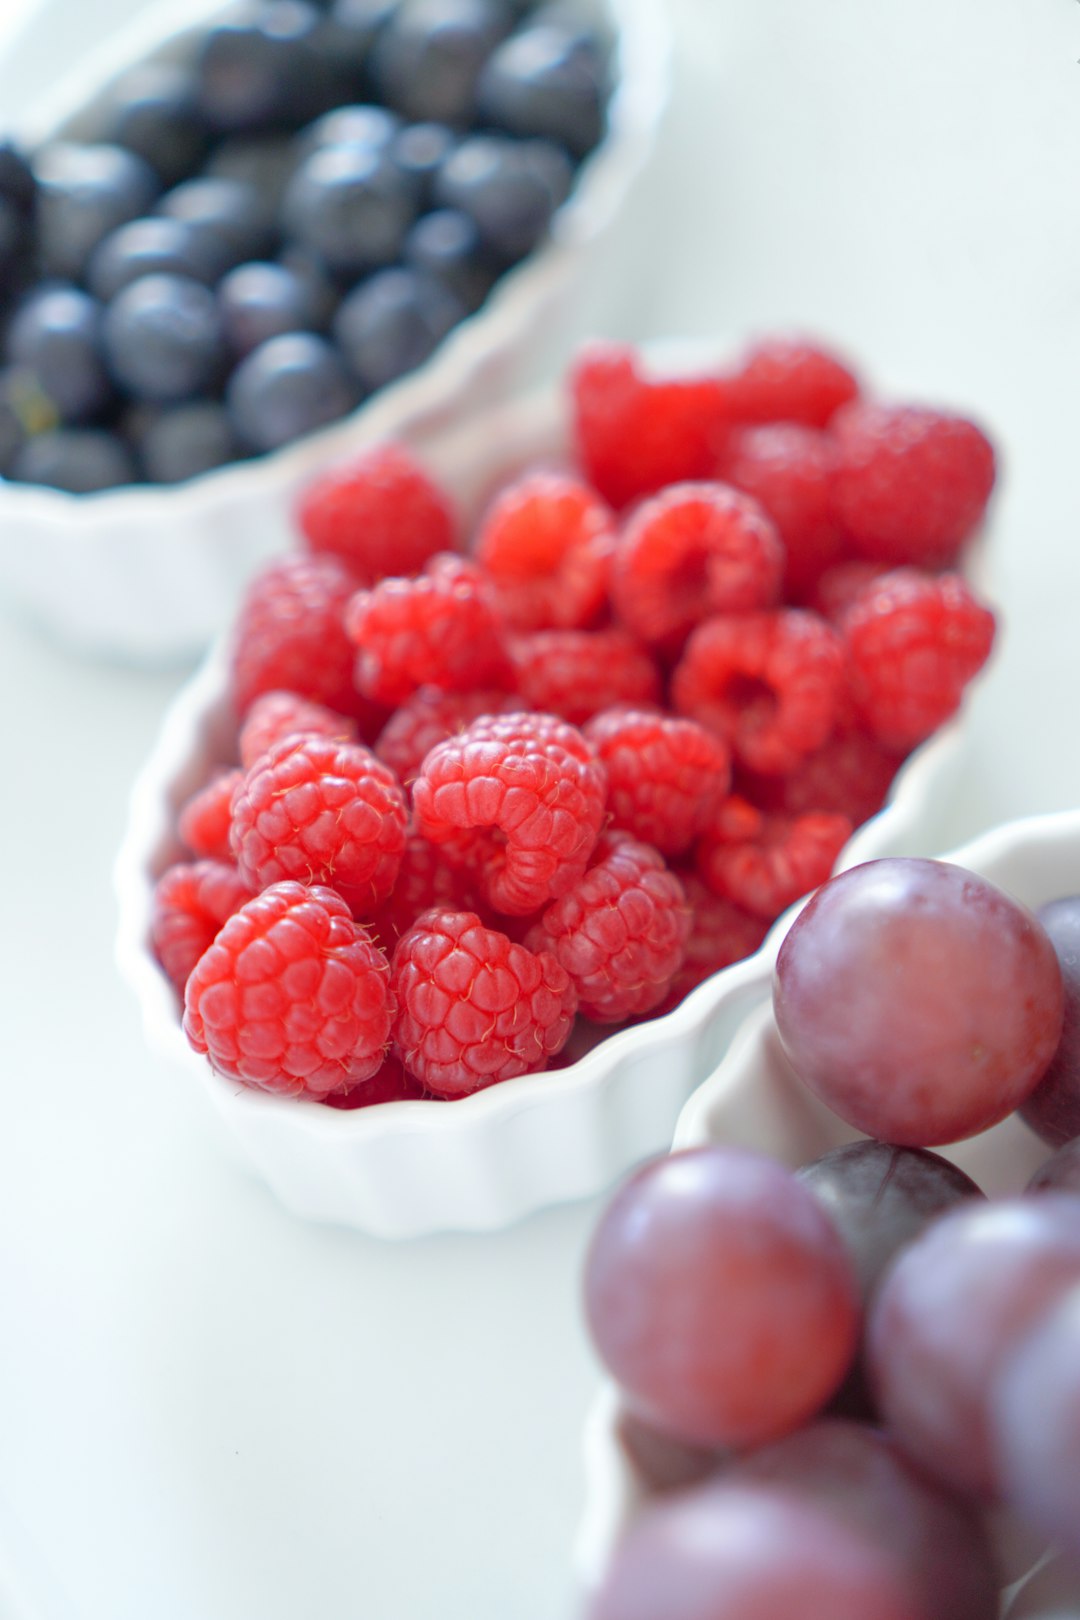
[575,807,1080,1604]
[0,0,668,662]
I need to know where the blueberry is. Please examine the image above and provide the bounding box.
[369,0,510,126]
[205,135,299,220]
[282,144,416,277]
[10,427,137,491]
[196,1,342,132]
[106,63,210,187]
[333,265,463,391]
[0,196,31,295]
[391,122,456,206]
[218,260,317,355]
[0,366,46,474]
[276,244,340,329]
[434,133,571,261]
[157,176,276,271]
[404,208,493,311]
[226,331,355,450]
[6,286,112,422]
[87,216,220,301]
[102,273,221,403]
[293,103,401,164]
[33,142,159,280]
[322,0,397,76]
[478,24,606,157]
[0,142,36,217]
[137,400,241,482]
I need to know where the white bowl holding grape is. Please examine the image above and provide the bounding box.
[0,0,668,660]
[577,807,1080,1620]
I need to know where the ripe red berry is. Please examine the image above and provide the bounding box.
[696,795,853,921]
[150,859,253,991]
[374,685,517,784]
[655,873,768,1012]
[725,336,860,428]
[751,719,901,827]
[720,423,845,599]
[583,707,731,856]
[230,553,363,719]
[296,442,456,582]
[238,690,358,768]
[319,1054,428,1108]
[473,470,615,631]
[509,627,661,725]
[178,768,244,862]
[367,828,480,950]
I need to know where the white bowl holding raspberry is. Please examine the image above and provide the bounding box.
[115,335,1000,1238]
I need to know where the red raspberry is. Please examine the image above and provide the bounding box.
[238,690,358,769]
[672,609,848,775]
[743,719,901,827]
[509,628,661,725]
[807,559,892,624]
[178,768,243,861]
[524,832,691,1023]
[345,553,512,706]
[720,424,845,599]
[229,735,408,912]
[230,553,363,719]
[296,442,456,582]
[412,711,608,915]
[841,569,997,751]
[150,859,253,991]
[725,336,859,428]
[319,1054,428,1108]
[390,909,577,1096]
[374,686,517,785]
[183,882,394,1097]
[367,828,480,949]
[655,872,769,1013]
[830,401,996,567]
[611,482,784,652]
[583,707,731,856]
[696,795,853,921]
[571,342,730,509]
[473,471,615,631]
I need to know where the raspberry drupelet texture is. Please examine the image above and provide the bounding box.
[367,828,480,949]
[238,690,358,769]
[150,859,253,991]
[808,559,892,624]
[374,686,519,785]
[345,553,512,706]
[745,717,901,827]
[524,832,691,1023]
[720,424,845,600]
[672,608,848,775]
[583,707,731,856]
[473,470,615,632]
[184,881,394,1097]
[841,569,997,751]
[696,794,853,921]
[571,342,730,509]
[178,768,244,861]
[655,872,769,1013]
[611,482,784,652]
[830,401,997,568]
[390,908,578,1096]
[230,553,367,720]
[509,627,661,725]
[724,336,860,428]
[229,734,408,913]
[411,710,608,915]
[296,442,456,583]
[320,1054,428,1108]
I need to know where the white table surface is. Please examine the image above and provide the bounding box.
[3,2,1080,1617]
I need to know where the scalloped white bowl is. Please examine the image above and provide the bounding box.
[575,807,1080,1602]
[0,0,668,662]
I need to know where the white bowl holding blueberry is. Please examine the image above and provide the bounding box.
[0,0,668,658]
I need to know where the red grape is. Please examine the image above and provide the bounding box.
[1004,1551,1080,1618]
[994,1285,1080,1562]
[1028,1137,1080,1194]
[773,858,1064,1145]
[615,1408,727,1495]
[1020,896,1080,1146]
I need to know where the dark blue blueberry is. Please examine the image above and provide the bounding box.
[226,331,355,450]
[205,135,299,220]
[86,216,220,302]
[0,366,48,474]
[391,122,456,206]
[333,265,463,391]
[0,142,36,217]
[106,63,211,187]
[6,286,112,422]
[196,1,343,132]
[102,273,221,403]
[276,244,340,329]
[33,142,160,281]
[404,208,493,311]
[293,103,401,164]
[478,24,606,157]
[10,427,137,491]
[137,400,241,482]
[156,176,276,271]
[322,0,397,77]
[282,144,416,277]
[369,0,510,126]
[0,196,30,294]
[433,133,571,261]
[218,260,317,355]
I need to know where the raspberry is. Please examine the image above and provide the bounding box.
[183,881,394,1098]
[390,909,577,1096]
[807,559,891,624]
[229,735,408,912]
[725,336,859,428]
[367,828,480,950]
[178,768,243,861]
[611,482,784,652]
[524,832,691,1023]
[696,795,853,921]
[654,872,769,1013]
[672,609,848,775]
[230,553,363,719]
[509,628,661,725]
[374,686,517,785]
[238,690,358,769]
[720,424,845,599]
[319,1054,428,1108]
[150,859,253,991]
[473,471,615,631]
[583,707,731,857]
[746,716,902,826]
[830,401,996,567]
[296,442,456,582]
[571,342,730,509]
[345,553,512,706]
[412,710,608,915]
[841,569,997,751]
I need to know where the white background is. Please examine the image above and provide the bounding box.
[3,1,1080,1617]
